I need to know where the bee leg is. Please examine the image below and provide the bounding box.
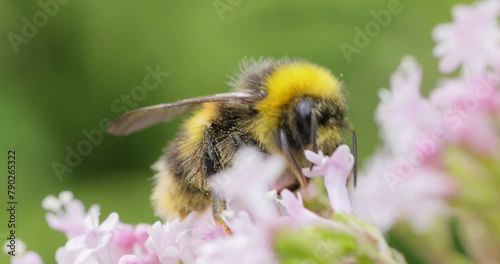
[210,192,231,234]
[203,126,231,233]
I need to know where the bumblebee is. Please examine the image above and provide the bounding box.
[108,58,357,221]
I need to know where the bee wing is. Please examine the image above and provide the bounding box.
[108,91,258,135]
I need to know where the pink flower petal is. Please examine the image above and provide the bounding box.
[12,251,44,264]
[303,145,355,214]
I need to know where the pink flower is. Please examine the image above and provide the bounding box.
[43,191,155,264]
[376,56,443,159]
[199,146,360,264]
[190,214,227,242]
[302,145,355,213]
[210,147,285,224]
[146,220,193,263]
[276,190,324,225]
[112,223,151,260]
[4,240,43,264]
[350,57,464,233]
[198,149,287,264]
[56,208,122,264]
[352,150,456,232]
[11,252,43,264]
[118,254,158,264]
[141,211,226,264]
[118,255,141,264]
[36,145,405,263]
[433,0,500,74]
[430,74,500,154]
[43,191,98,238]
[139,146,288,264]
[196,211,278,264]
[135,154,287,264]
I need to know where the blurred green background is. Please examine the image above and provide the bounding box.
[0,0,471,262]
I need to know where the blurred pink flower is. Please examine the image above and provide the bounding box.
[196,211,278,264]
[276,189,326,225]
[189,213,227,242]
[4,240,43,264]
[198,146,358,264]
[112,223,150,254]
[200,149,286,264]
[354,5,500,232]
[430,74,500,154]
[144,213,203,264]
[433,0,500,74]
[56,209,122,264]
[118,255,140,264]
[35,144,396,263]
[352,149,456,232]
[210,147,285,224]
[12,252,43,264]
[376,56,443,160]
[43,191,99,238]
[42,192,154,264]
[118,254,159,264]
[124,210,227,264]
[352,56,464,233]
[302,145,355,213]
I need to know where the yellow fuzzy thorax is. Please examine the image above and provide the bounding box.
[181,103,219,152]
[252,62,342,149]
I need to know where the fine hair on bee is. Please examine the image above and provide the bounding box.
[108,57,357,222]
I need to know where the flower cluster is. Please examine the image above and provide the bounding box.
[8,147,404,264]
[352,0,500,262]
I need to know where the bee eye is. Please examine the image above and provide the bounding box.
[294,100,313,140]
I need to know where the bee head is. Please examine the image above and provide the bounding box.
[240,58,358,186]
[287,96,357,186]
[286,96,348,151]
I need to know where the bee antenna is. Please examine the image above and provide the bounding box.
[352,130,358,187]
[311,110,318,153]
[309,109,318,171]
